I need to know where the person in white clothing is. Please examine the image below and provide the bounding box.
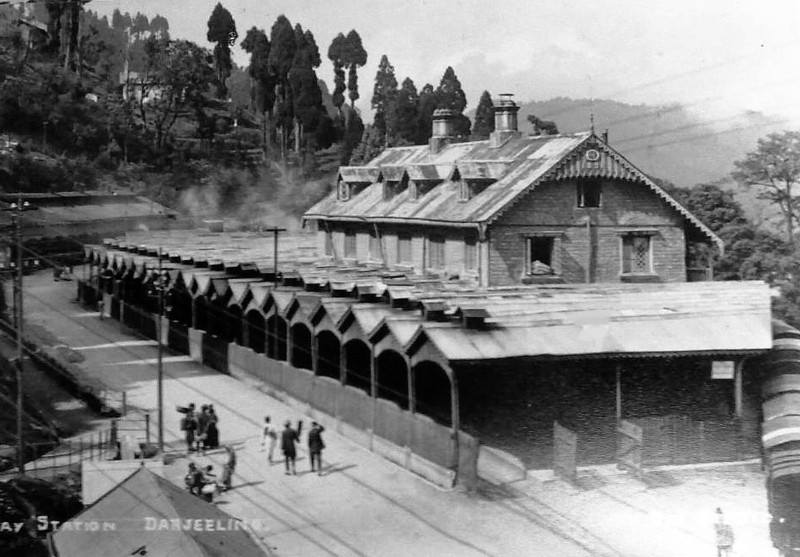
[261,416,277,463]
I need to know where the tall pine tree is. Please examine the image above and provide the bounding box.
[343,29,367,107]
[327,33,347,113]
[371,54,398,140]
[393,77,419,144]
[268,15,297,152]
[415,83,437,144]
[241,27,273,115]
[288,23,325,150]
[434,66,470,137]
[206,2,238,99]
[472,90,494,139]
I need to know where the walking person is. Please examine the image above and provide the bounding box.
[220,445,236,491]
[308,422,326,475]
[281,420,303,475]
[206,405,219,449]
[261,416,277,463]
[714,507,734,557]
[197,405,210,452]
[181,407,198,453]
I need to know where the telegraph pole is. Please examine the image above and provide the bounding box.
[156,248,164,453]
[12,194,26,474]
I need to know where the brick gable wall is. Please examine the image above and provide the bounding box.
[488,179,687,285]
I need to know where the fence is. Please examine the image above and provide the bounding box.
[636,415,760,466]
[0,413,152,481]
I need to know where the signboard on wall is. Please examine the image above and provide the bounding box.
[712,360,735,380]
[553,421,578,481]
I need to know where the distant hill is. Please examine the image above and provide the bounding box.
[514,97,788,189]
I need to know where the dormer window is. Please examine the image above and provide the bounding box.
[337,179,351,201]
[458,181,470,202]
[409,181,419,200]
[383,172,408,201]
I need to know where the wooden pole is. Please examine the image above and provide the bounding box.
[615,363,622,421]
[157,249,164,453]
[15,194,24,474]
[734,359,744,418]
[585,217,592,283]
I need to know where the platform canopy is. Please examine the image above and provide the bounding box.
[407,281,773,363]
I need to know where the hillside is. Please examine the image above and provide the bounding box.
[516,97,788,189]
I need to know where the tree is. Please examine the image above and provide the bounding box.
[327,33,347,112]
[206,3,238,99]
[393,77,419,144]
[150,15,170,40]
[472,90,494,139]
[733,131,800,247]
[342,29,366,107]
[434,66,470,137]
[268,15,296,151]
[111,9,130,31]
[288,24,325,150]
[371,54,398,141]
[131,12,149,41]
[138,38,215,151]
[241,27,273,115]
[415,83,437,144]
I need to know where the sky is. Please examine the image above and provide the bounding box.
[89,0,800,125]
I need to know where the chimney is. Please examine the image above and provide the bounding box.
[490,93,521,147]
[429,108,455,154]
[602,129,609,144]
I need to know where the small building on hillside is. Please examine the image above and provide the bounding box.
[304,95,721,287]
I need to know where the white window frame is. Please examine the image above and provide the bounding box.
[458,181,470,202]
[619,233,655,275]
[525,234,560,275]
[577,180,602,208]
[337,180,351,201]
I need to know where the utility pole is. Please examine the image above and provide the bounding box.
[156,248,164,453]
[10,194,30,474]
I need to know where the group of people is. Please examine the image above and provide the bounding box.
[179,403,220,453]
[261,416,326,476]
[184,445,236,502]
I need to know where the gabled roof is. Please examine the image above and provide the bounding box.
[305,132,722,250]
[50,467,267,557]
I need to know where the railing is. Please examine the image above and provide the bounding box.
[0,412,152,480]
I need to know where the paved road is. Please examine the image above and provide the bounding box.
[19,272,777,556]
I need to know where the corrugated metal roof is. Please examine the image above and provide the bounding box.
[407,282,772,361]
[305,132,722,250]
[90,238,772,362]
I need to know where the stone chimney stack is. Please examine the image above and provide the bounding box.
[490,93,521,147]
[429,108,455,154]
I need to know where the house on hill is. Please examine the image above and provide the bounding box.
[304,95,721,287]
